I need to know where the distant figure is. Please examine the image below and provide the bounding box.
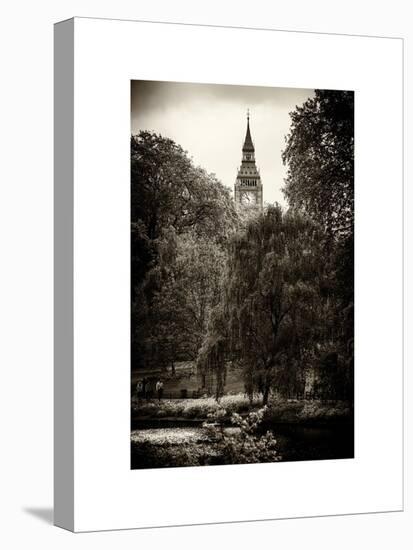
[156,379,164,402]
[144,379,151,401]
[136,379,143,399]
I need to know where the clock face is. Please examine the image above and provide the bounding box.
[240,191,256,205]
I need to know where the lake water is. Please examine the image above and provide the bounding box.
[131,421,354,465]
[271,423,354,461]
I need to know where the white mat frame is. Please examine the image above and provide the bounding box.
[54,17,403,532]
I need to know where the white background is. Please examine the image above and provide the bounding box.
[73,17,403,532]
[0,0,411,548]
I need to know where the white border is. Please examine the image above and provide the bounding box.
[66,18,403,532]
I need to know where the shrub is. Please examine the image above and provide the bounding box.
[132,394,261,419]
[203,406,281,464]
[262,398,353,425]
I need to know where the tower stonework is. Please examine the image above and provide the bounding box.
[234,111,263,213]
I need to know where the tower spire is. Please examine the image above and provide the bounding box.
[243,109,254,152]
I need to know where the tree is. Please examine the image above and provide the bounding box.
[282,90,354,399]
[131,131,238,246]
[148,232,227,371]
[282,90,354,241]
[199,205,326,404]
[131,131,238,371]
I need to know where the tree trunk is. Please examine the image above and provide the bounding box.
[263,383,270,405]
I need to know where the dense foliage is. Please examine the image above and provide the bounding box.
[282,89,354,400]
[198,206,327,403]
[131,132,238,371]
[282,89,354,240]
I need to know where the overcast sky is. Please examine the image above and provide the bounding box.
[131,81,314,206]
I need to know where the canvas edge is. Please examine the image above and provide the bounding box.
[53,17,75,532]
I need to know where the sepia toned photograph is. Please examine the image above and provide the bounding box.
[130,80,354,469]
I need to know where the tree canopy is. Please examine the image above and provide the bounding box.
[131,131,238,371]
[282,90,354,240]
[282,89,354,399]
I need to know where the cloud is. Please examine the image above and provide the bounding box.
[131,80,313,117]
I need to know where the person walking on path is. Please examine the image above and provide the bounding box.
[136,379,143,400]
[156,379,164,402]
[144,379,152,401]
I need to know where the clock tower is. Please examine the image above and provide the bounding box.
[234,110,263,212]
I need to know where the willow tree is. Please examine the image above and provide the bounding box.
[197,301,229,399]
[218,205,326,404]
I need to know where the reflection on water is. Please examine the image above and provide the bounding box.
[132,421,354,463]
[272,423,354,461]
